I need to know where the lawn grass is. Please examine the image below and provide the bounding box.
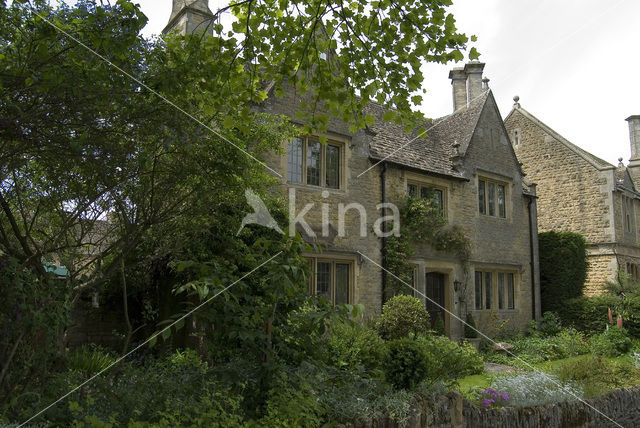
[455,373,491,398]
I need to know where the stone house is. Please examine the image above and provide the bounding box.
[165,1,541,338]
[504,101,640,295]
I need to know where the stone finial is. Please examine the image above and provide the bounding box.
[619,157,624,167]
[482,77,490,89]
[513,95,520,108]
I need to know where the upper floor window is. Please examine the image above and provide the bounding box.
[307,256,352,304]
[622,195,635,234]
[407,182,444,214]
[513,129,520,146]
[475,269,515,311]
[478,178,506,218]
[287,137,342,189]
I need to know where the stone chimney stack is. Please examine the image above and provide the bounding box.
[626,115,640,187]
[464,61,485,103]
[628,116,640,164]
[449,67,467,111]
[163,0,214,35]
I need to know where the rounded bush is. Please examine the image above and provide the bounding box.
[326,321,386,371]
[591,327,632,357]
[417,335,484,381]
[376,295,430,340]
[383,337,429,390]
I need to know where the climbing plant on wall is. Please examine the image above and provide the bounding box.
[385,196,471,300]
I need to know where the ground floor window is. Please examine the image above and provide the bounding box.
[306,257,353,304]
[475,269,516,310]
[626,262,639,281]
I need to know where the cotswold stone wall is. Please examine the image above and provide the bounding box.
[383,95,538,339]
[338,388,640,428]
[504,108,640,295]
[505,109,615,244]
[257,87,384,316]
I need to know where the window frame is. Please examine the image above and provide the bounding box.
[474,269,517,312]
[286,136,344,189]
[306,256,354,305]
[478,177,507,219]
[407,181,446,215]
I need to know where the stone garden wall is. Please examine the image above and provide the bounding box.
[337,388,640,428]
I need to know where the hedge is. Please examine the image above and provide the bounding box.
[556,295,640,338]
[539,231,588,312]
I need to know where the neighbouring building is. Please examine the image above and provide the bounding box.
[165,1,541,338]
[505,99,640,295]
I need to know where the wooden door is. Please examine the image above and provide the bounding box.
[425,272,445,328]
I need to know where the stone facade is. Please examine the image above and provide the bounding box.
[256,72,540,338]
[164,7,541,338]
[505,104,640,295]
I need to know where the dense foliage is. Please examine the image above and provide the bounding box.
[556,295,640,338]
[383,337,430,390]
[590,327,632,357]
[0,0,481,424]
[416,335,483,382]
[0,257,69,407]
[538,231,588,312]
[376,295,431,340]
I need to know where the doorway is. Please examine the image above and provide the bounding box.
[425,272,446,329]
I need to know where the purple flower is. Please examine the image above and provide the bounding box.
[481,399,492,408]
[500,392,510,401]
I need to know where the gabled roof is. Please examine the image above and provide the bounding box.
[366,90,490,179]
[505,106,614,171]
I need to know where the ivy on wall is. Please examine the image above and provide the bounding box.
[385,196,471,300]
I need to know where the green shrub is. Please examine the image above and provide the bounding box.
[326,321,386,371]
[557,295,640,338]
[383,338,429,389]
[256,373,325,427]
[591,327,632,357]
[549,328,589,358]
[432,313,445,336]
[484,328,589,365]
[66,345,117,376]
[551,355,640,398]
[534,311,563,337]
[417,335,484,383]
[464,312,478,338]
[376,295,430,340]
[538,231,588,312]
[39,349,243,426]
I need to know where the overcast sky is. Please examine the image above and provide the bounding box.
[138,0,640,166]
